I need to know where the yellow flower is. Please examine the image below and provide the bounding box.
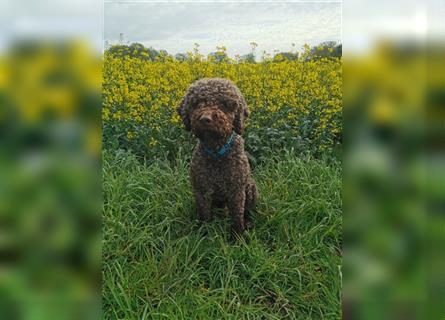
[149,137,157,146]
[102,51,342,149]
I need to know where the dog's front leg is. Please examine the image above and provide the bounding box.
[227,191,246,235]
[195,191,213,223]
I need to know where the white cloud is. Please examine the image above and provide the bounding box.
[0,0,102,52]
[342,0,433,52]
[105,2,341,56]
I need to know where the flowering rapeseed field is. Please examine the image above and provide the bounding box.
[103,47,342,160]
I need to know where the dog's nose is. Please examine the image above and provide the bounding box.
[200,114,212,124]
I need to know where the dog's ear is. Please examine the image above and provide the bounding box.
[233,94,249,135]
[176,93,191,131]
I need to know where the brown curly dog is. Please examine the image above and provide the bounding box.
[177,78,258,236]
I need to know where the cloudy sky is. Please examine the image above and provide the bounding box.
[1,0,435,54]
[104,1,342,56]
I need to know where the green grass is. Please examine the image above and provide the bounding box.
[103,150,342,319]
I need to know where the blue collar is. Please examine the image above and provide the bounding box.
[202,132,236,160]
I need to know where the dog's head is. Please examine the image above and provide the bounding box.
[176,78,249,139]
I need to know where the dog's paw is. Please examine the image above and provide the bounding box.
[245,219,254,230]
[197,212,213,223]
[228,227,250,244]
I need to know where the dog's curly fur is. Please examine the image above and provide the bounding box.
[177,78,258,235]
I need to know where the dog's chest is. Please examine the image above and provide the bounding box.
[191,152,247,192]
[201,159,233,187]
